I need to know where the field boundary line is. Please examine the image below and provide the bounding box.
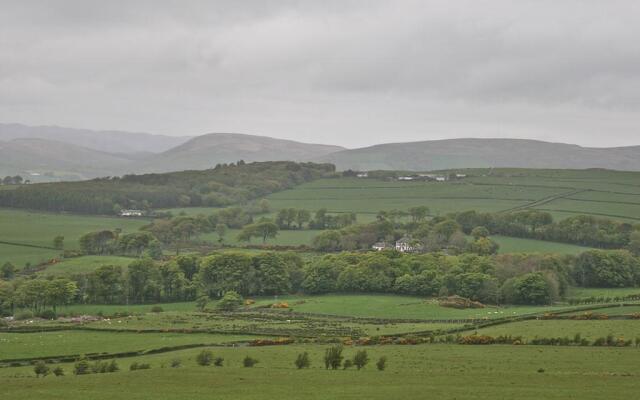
[499,189,587,213]
[0,240,58,250]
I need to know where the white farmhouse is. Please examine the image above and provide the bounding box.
[395,236,415,252]
[372,241,389,251]
[119,209,144,217]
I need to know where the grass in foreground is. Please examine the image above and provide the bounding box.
[1,344,639,400]
[0,331,258,361]
[475,319,640,341]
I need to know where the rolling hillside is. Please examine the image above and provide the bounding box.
[132,133,345,173]
[317,138,640,171]
[0,138,135,180]
[3,123,640,179]
[0,123,191,154]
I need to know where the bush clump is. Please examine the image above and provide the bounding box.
[243,356,259,368]
[324,346,343,370]
[294,352,311,369]
[376,356,387,371]
[196,350,213,366]
[353,350,369,370]
[130,362,151,371]
[33,361,50,377]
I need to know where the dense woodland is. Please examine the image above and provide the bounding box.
[0,161,335,214]
[2,248,640,317]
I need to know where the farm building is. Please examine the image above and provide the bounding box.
[395,236,417,252]
[119,209,144,217]
[372,241,390,251]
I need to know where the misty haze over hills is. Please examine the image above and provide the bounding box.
[1,123,640,181]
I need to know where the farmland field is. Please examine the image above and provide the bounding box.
[567,287,640,299]
[247,294,575,320]
[475,319,640,341]
[0,208,148,266]
[0,209,149,249]
[2,344,640,400]
[0,331,260,361]
[0,242,60,267]
[265,169,640,223]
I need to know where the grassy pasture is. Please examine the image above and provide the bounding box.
[566,287,640,299]
[475,319,640,341]
[248,294,575,320]
[2,344,640,399]
[0,243,60,267]
[0,208,148,266]
[0,331,259,361]
[73,310,459,337]
[265,170,640,223]
[53,302,198,315]
[0,208,148,249]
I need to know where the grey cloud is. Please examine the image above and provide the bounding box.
[0,0,639,148]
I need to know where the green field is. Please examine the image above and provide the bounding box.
[490,236,592,254]
[2,344,639,399]
[3,168,636,262]
[248,294,574,320]
[3,291,640,399]
[566,287,640,299]
[475,319,640,341]
[0,208,149,266]
[0,331,259,361]
[53,302,198,315]
[0,243,61,266]
[265,170,640,223]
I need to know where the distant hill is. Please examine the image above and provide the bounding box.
[0,138,134,180]
[132,133,345,173]
[3,122,640,179]
[0,123,191,154]
[317,139,640,171]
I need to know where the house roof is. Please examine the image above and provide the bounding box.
[396,236,412,244]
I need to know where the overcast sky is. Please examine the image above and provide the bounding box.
[1,1,639,148]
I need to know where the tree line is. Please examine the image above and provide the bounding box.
[0,161,335,214]
[310,208,640,254]
[3,248,638,317]
[451,210,638,249]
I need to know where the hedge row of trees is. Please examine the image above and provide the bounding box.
[311,218,500,256]
[2,248,638,316]
[275,208,357,230]
[451,210,639,250]
[0,161,335,214]
[310,208,639,256]
[79,231,162,257]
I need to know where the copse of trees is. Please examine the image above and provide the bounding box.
[573,249,640,287]
[271,207,358,231]
[451,210,638,249]
[79,230,162,258]
[2,247,639,316]
[0,277,77,316]
[2,175,24,185]
[0,161,335,214]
